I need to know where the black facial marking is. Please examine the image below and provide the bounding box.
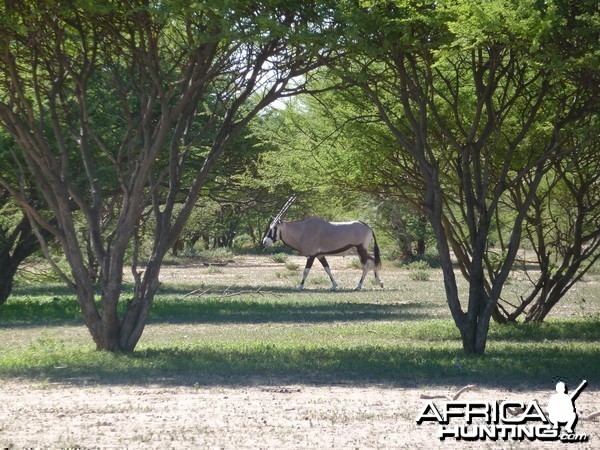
[263,219,279,243]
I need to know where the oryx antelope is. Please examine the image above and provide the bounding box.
[262,197,383,291]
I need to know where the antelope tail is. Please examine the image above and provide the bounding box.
[373,232,382,268]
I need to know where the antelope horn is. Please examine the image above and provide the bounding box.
[273,195,296,223]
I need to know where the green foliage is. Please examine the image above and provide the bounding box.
[0,0,347,351]
[1,0,597,356]
[442,0,553,50]
[197,247,235,261]
[314,0,599,352]
[250,105,356,221]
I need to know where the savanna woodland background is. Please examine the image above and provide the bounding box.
[0,0,599,447]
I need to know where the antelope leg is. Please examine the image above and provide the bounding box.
[298,256,315,290]
[317,256,337,291]
[354,246,370,291]
[373,262,384,289]
[354,263,369,291]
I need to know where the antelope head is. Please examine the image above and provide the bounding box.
[263,195,296,246]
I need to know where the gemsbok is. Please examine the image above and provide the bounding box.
[262,197,383,290]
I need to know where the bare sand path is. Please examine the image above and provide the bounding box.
[1,381,597,449]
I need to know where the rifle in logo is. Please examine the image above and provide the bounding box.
[547,380,587,434]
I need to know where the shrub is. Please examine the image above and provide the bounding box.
[285,261,300,271]
[271,254,288,264]
[407,260,431,281]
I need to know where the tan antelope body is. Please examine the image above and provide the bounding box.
[263,217,384,291]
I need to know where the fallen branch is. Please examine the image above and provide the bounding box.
[452,384,478,400]
[420,384,477,400]
[223,287,283,298]
[184,286,282,298]
[581,411,600,421]
[183,288,211,298]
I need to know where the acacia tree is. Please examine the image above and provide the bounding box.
[501,142,600,322]
[332,0,597,354]
[0,0,335,351]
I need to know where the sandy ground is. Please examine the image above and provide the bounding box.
[1,381,598,449]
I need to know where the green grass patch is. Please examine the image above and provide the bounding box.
[1,280,599,387]
[284,261,300,271]
[1,285,82,325]
[1,328,598,386]
[270,253,288,264]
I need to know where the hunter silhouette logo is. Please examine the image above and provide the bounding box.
[416,380,590,443]
[547,380,587,434]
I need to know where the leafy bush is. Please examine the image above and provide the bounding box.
[285,261,300,271]
[407,260,430,281]
[271,254,288,264]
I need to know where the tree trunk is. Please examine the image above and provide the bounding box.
[465,307,494,355]
[415,215,427,256]
[0,216,50,305]
[72,253,163,353]
[0,257,18,306]
[119,259,164,352]
[525,274,569,323]
[416,238,425,256]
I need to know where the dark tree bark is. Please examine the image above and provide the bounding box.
[496,149,600,322]
[0,214,38,305]
[0,190,54,305]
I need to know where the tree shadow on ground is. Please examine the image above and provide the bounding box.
[149,297,433,325]
[3,339,598,390]
[2,284,436,327]
[3,284,598,389]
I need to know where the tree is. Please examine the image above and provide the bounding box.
[499,138,600,322]
[330,0,598,353]
[0,131,56,304]
[168,126,283,252]
[249,100,371,222]
[0,189,48,304]
[252,89,433,258]
[0,0,335,351]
